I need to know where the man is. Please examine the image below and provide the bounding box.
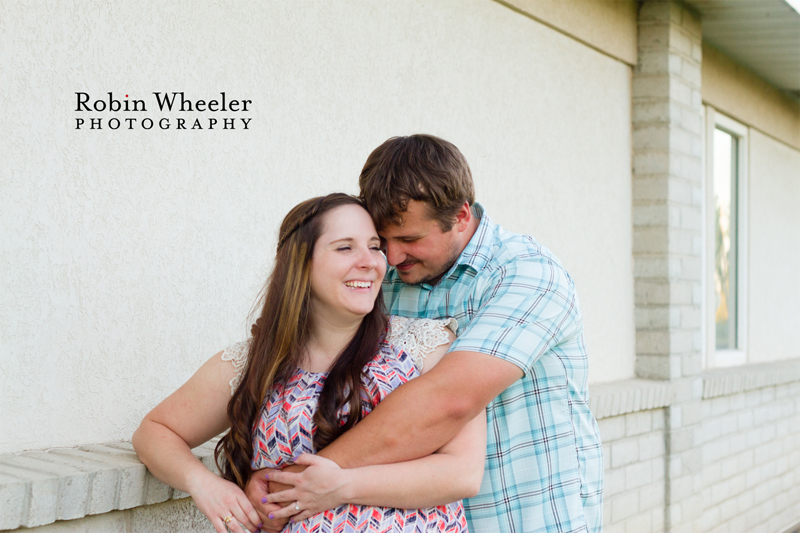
[249,134,603,532]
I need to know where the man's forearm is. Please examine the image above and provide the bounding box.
[340,409,486,506]
[316,350,514,468]
[317,374,468,467]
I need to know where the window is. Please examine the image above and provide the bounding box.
[704,109,748,367]
[714,128,737,350]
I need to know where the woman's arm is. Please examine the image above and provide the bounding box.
[132,350,263,533]
[262,333,487,521]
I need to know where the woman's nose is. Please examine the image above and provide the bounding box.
[357,247,379,268]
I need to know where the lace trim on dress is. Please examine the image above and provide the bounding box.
[220,317,457,394]
[386,316,458,371]
[220,340,249,395]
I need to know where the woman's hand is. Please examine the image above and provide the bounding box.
[132,350,270,532]
[188,469,263,533]
[264,454,352,523]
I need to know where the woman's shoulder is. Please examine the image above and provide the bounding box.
[385,316,458,372]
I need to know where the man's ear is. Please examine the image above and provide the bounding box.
[453,202,472,232]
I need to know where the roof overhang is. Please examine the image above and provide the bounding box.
[682,0,800,98]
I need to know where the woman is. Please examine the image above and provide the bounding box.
[133,193,486,533]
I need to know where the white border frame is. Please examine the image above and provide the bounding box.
[704,107,749,368]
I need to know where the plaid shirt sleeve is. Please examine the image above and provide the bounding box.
[449,257,582,374]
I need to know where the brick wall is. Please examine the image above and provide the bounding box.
[600,409,667,532]
[696,382,800,532]
[597,375,800,533]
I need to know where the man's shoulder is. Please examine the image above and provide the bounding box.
[480,221,567,279]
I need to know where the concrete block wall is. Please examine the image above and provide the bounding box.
[600,409,667,533]
[594,366,800,533]
[696,382,800,532]
[628,1,800,530]
[633,0,704,383]
[632,2,707,530]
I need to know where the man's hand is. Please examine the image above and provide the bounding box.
[264,454,351,523]
[244,468,291,533]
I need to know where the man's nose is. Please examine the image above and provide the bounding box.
[384,242,404,267]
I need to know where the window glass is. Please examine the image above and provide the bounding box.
[713,128,737,350]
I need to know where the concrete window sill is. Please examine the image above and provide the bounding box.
[589,379,675,420]
[701,359,800,399]
[588,358,800,419]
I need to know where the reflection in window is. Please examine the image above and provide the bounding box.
[714,129,737,350]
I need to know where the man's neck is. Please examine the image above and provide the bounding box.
[423,213,481,286]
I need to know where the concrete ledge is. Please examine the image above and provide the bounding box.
[0,378,679,530]
[5,361,798,530]
[0,439,219,530]
[589,378,675,419]
[702,359,800,399]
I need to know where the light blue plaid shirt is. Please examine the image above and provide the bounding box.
[383,204,603,533]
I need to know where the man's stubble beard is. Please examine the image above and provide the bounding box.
[405,240,463,286]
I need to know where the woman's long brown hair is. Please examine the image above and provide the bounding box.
[215,193,388,488]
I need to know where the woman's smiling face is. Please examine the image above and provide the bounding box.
[308,204,386,324]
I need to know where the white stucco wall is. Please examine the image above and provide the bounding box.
[0,0,635,454]
[503,0,639,65]
[747,130,800,363]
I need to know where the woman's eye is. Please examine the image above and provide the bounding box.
[337,246,352,251]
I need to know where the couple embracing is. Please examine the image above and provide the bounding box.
[133,134,604,533]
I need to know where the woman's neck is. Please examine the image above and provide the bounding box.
[302,314,363,373]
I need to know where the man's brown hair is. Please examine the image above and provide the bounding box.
[359,134,475,231]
